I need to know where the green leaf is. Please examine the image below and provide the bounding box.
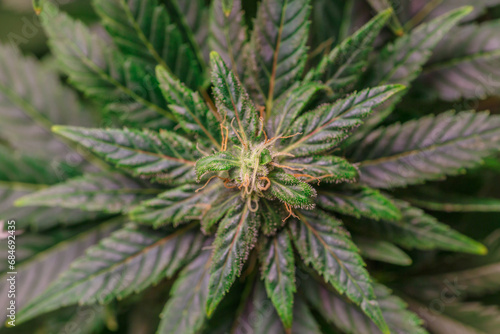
[201,190,241,234]
[351,200,487,255]
[407,0,500,25]
[195,152,240,180]
[404,189,500,212]
[210,52,260,144]
[267,171,316,209]
[15,172,157,214]
[163,0,207,71]
[0,44,93,162]
[267,82,329,138]
[282,85,405,157]
[284,156,359,184]
[259,198,287,236]
[206,200,260,316]
[317,186,401,221]
[365,0,403,35]
[304,279,428,334]
[156,66,220,147]
[354,111,500,189]
[52,126,197,185]
[210,0,247,79]
[131,183,219,228]
[17,223,204,323]
[92,0,204,89]
[410,300,500,334]
[259,230,296,328]
[39,1,172,130]
[157,247,212,334]
[233,281,286,333]
[289,210,389,334]
[292,297,322,334]
[0,221,119,322]
[353,236,412,266]
[368,6,472,86]
[246,0,311,109]
[406,229,500,298]
[307,10,391,96]
[309,0,345,51]
[420,20,500,101]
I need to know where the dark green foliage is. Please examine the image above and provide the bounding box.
[5,0,500,333]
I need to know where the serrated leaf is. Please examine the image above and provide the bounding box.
[52,126,197,185]
[259,230,296,328]
[281,85,404,157]
[366,0,403,35]
[39,1,173,130]
[17,224,204,323]
[0,44,92,162]
[210,52,260,144]
[267,82,329,138]
[201,190,241,234]
[353,111,500,189]
[163,0,207,71]
[267,171,316,209]
[156,66,220,147]
[92,0,204,89]
[259,198,287,236]
[246,0,311,108]
[307,10,391,96]
[410,300,500,334]
[206,200,260,316]
[284,156,359,184]
[210,0,247,79]
[131,183,219,228]
[289,210,389,334]
[304,279,428,334]
[353,236,412,266]
[420,20,500,101]
[0,221,119,322]
[350,200,487,254]
[195,152,240,180]
[15,172,157,214]
[157,247,212,334]
[368,6,472,86]
[317,186,401,221]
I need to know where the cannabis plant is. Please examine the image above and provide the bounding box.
[3,0,500,333]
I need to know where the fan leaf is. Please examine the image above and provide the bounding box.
[18,223,204,323]
[354,111,500,189]
[210,0,247,79]
[131,183,219,228]
[259,230,296,328]
[289,210,389,334]
[157,247,212,334]
[307,10,391,96]
[282,85,404,157]
[15,172,157,214]
[206,200,260,316]
[52,126,197,185]
[246,0,311,108]
[317,186,401,221]
[92,0,204,89]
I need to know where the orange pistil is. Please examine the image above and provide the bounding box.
[196,175,218,192]
[270,162,304,172]
[223,178,237,189]
[220,122,229,151]
[257,176,271,191]
[293,173,321,185]
[283,203,299,222]
[230,118,247,149]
